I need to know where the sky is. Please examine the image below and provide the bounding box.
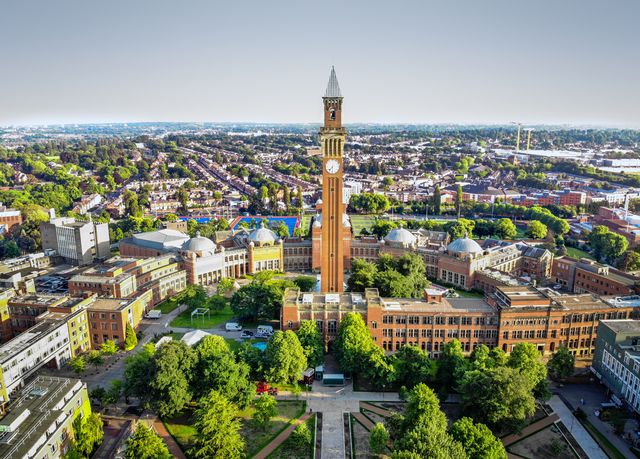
[1,0,639,127]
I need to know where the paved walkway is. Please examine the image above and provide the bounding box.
[152,417,187,459]
[547,395,608,459]
[253,412,313,459]
[501,414,559,447]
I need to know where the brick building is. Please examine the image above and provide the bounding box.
[282,285,637,358]
[552,257,638,297]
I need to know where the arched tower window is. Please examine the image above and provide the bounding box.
[329,107,336,120]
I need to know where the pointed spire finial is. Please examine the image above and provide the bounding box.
[324,66,342,98]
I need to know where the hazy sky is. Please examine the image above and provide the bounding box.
[1,0,639,127]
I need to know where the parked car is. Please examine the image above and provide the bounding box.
[225,322,242,331]
[240,330,254,339]
[256,325,274,337]
[145,310,162,319]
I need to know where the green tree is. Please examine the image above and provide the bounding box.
[437,339,468,392]
[253,394,278,429]
[547,346,575,380]
[370,422,390,455]
[455,184,463,217]
[433,185,442,215]
[347,259,378,291]
[370,219,397,238]
[194,335,254,407]
[217,277,236,296]
[291,421,312,448]
[272,221,290,238]
[459,367,535,429]
[87,350,104,369]
[70,356,86,374]
[266,331,307,383]
[124,423,172,459]
[292,275,316,292]
[508,342,548,395]
[149,341,197,418]
[190,390,245,459]
[124,323,137,351]
[394,345,435,388]
[494,218,517,240]
[105,379,123,405]
[618,250,640,271]
[333,313,377,375]
[526,220,548,239]
[101,340,118,356]
[589,225,629,262]
[446,218,475,240]
[230,282,281,322]
[450,417,506,459]
[124,343,155,403]
[296,320,324,367]
[73,413,104,456]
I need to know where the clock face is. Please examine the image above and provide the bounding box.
[325,159,340,174]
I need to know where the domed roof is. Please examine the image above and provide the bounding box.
[384,227,417,245]
[447,236,483,255]
[182,232,216,253]
[248,223,277,245]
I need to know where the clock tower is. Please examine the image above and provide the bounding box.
[320,67,346,293]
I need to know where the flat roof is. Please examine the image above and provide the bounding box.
[497,286,547,301]
[7,294,66,307]
[600,319,640,335]
[0,319,66,363]
[89,298,132,311]
[382,297,494,314]
[0,376,84,459]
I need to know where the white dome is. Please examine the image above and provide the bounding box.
[248,225,277,245]
[447,237,483,255]
[182,232,216,253]
[384,227,417,246]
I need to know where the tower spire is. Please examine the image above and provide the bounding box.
[324,66,342,98]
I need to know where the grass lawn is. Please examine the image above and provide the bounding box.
[455,289,484,298]
[350,214,377,235]
[157,298,181,314]
[164,400,305,458]
[169,305,235,329]
[164,408,197,452]
[267,414,315,459]
[566,246,596,261]
[238,400,306,457]
[167,332,185,341]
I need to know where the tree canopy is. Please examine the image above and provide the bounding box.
[266,330,307,383]
[124,423,172,459]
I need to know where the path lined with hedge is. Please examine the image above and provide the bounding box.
[253,412,312,459]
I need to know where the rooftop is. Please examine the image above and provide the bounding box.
[600,319,640,335]
[0,318,66,364]
[89,297,134,311]
[0,376,85,459]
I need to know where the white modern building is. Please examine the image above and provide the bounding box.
[40,211,110,265]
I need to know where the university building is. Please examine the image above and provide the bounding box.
[593,320,640,414]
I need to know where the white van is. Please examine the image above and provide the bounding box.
[225,322,242,331]
[256,325,274,337]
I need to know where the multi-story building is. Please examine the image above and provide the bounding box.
[0,317,72,403]
[282,285,638,359]
[593,320,640,414]
[40,212,110,265]
[7,294,69,335]
[69,255,187,307]
[87,292,152,347]
[552,257,638,297]
[0,376,91,458]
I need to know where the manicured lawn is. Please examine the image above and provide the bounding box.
[566,246,596,261]
[238,400,306,458]
[164,408,197,452]
[267,414,316,459]
[350,214,377,235]
[169,305,235,329]
[455,289,484,298]
[168,332,185,341]
[157,298,181,314]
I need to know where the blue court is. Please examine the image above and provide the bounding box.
[230,215,299,236]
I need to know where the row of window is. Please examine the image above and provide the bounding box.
[382,315,492,326]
